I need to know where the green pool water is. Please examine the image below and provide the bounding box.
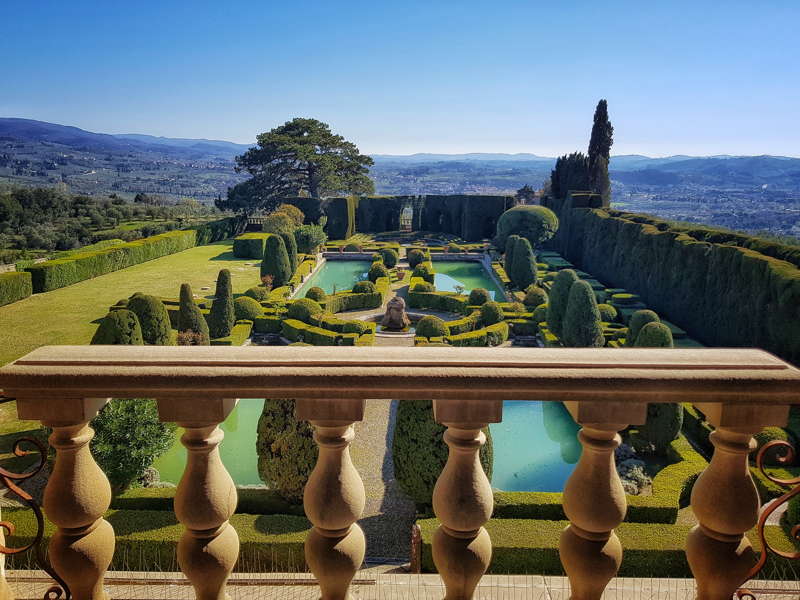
[432,261,507,301]
[296,260,371,296]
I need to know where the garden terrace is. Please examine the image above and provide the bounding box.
[1,346,800,599]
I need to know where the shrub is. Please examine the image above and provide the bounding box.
[0,271,32,307]
[287,298,323,323]
[261,235,292,287]
[414,281,434,292]
[416,316,449,338]
[256,399,317,504]
[546,269,578,339]
[597,303,618,322]
[262,212,295,236]
[352,280,377,294]
[90,399,176,494]
[91,309,144,345]
[275,203,305,227]
[392,400,493,507]
[234,296,264,321]
[379,247,399,268]
[532,304,548,324]
[495,205,559,250]
[208,269,236,338]
[469,288,491,305]
[504,235,520,273]
[633,404,684,455]
[344,243,362,252]
[480,301,505,326]
[407,248,425,268]
[627,309,661,346]
[562,280,604,347]
[305,286,327,302]
[524,285,547,308]
[177,283,209,345]
[342,321,369,334]
[634,322,674,348]
[127,293,172,345]
[510,237,537,290]
[412,263,432,281]
[233,233,271,259]
[786,492,800,532]
[294,224,327,254]
[753,427,793,466]
[244,286,269,302]
[280,232,298,275]
[368,262,390,283]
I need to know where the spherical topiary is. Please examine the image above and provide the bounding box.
[343,321,369,335]
[91,309,144,345]
[244,286,269,302]
[178,283,210,345]
[305,287,327,302]
[495,205,559,250]
[407,248,425,269]
[412,263,431,280]
[634,403,684,455]
[344,243,361,252]
[261,236,292,287]
[234,296,263,321]
[627,310,661,346]
[208,269,236,339]
[562,280,603,347]
[368,262,390,283]
[413,281,434,292]
[597,303,618,323]
[352,280,377,294]
[416,315,449,338]
[287,298,323,323]
[127,293,172,345]
[392,400,493,507]
[634,322,674,348]
[547,269,578,339]
[256,399,317,503]
[469,288,491,305]
[379,248,399,268]
[524,285,548,308]
[533,304,548,324]
[480,301,505,326]
[752,427,793,466]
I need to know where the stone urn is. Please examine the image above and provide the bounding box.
[381,296,412,331]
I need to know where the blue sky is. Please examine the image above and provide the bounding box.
[1,0,798,156]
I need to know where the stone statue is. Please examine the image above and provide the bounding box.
[381,296,411,331]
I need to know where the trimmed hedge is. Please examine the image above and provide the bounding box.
[210,321,253,346]
[111,486,304,515]
[233,232,274,259]
[234,296,264,321]
[447,321,509,347]
[0,271,32,306]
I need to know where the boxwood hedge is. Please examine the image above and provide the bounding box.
[0,271,32,306]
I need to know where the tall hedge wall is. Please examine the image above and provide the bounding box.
[233,233,274,259]
[0,271,32,307]
[419,195,516,241]
[279,197,325,224]
[544,201,800,365]
[356,196,407,233]
[323,197,358,239]
[192,216,245,244]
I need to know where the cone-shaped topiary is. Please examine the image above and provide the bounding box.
[280,232,298,275]
[524,285,548,308]
[469,288,491,305]
[261,235,292,287]
[597,303,618,323]
[287,298,323,323]
[305,286,327,302]
[352,280,377,294]
[407,248,425,268]
[633,403,684,455]
[392,400,493,507]
[379,248,399,268]
[504,234,520,272]
[546,269,578,339]
[634,321,674,348]
[178,283,210,345]
[208,269,235,339]
[91,309,144,345]
[368,262,390,283]
[627,309,661,346]
[416,315,449,338]
[510,237,537,290]
[234,296,264,321]
[256,399,317,503]
[495,205,559,250]
[127,293,172,345]
[562,280,604,347]
[480,301,505,326]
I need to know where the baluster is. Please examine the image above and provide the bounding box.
[432,399,502,600]
[296,398,365,600]
[157,397,239,600]
[17,397,114,600]
[687,403,789,600]
[559,401,646,600]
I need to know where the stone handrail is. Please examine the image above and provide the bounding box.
[1,346,799,600]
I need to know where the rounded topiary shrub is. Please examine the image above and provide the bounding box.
[633,403,684,455]
[261,235,292,287]
[495,205,559,250]
[562,280,604,347]
[344,243,361,252]
[234,296,263,321]
[393,400,493,507]
[127,293,172,345]
[752,427,793,466]
[634,321,674,348]
[480,301,505,326]
[368,262,390,283]
[412,264,431,280]
[524,285,548,308]
[407,248,425,269]
[352,280,377,294]
[469,288,491,305]
[244,286,269,302]
[287,298,323,323]
[256,399,317,504]
[627,309,661,346]
[533,304,548,324]
[597,303,618,323]
[413,281,434,292]
[91,309,144,345]
[416,315,449,338]
[305,286,327,302]
[546,269,578,339]
[379,248,399,268]
[343,321,369,334]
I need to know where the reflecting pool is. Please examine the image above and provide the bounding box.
[432,261,506,301]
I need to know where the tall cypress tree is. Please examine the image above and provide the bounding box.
[178,283,210,345]
[280,231,298,275]
[504,234,520,273]
[510,237,537,290]
[208,269,235,338]
[261,235,292,287]
[547,269,579,340]
[588,99,613,205]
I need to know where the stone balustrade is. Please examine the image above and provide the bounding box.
[1,346,799,600]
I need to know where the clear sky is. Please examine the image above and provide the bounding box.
[1,0,798,157]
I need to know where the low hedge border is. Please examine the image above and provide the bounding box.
[210,321,253,346]
[0,271,32,307]
[111,486,305,516]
